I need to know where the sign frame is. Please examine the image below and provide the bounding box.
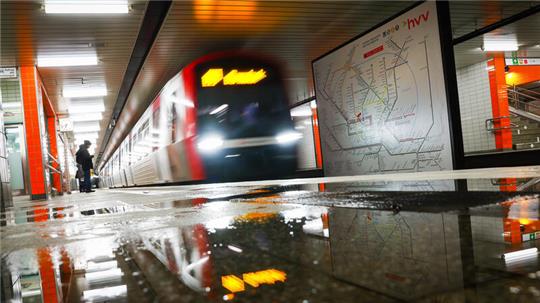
[310,1,463,179]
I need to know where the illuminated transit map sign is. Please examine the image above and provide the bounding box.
[312,2,453,177]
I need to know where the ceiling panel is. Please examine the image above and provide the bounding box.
[449,1,537,38]
[453,7,540,69]
[1,0,147,154]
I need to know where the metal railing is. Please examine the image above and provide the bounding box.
[48,152,60,165]
[485,116,518,132]
[511,85,540,98]
[507,86,540,117]
[47,164,62,174]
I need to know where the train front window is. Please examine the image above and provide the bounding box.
[196,59,291,139]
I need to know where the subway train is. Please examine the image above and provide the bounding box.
[100,51,300,187]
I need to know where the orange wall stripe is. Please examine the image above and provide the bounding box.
[311,106,323,169]
[20,66,47,196]
[487,57,513,150]
[38,248,59,303]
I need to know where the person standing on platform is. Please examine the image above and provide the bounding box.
[76,140,95,193]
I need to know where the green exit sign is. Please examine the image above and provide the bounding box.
[522,231,540,242]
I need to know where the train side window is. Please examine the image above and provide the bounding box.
[152,103,160,151]
[170,103,177,142]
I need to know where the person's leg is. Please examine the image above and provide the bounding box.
[84,170,91,192]
[79,178,84,192]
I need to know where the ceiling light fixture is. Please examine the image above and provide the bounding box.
[72,125,101,133]
[70,112,103,122]
[45,0,129,14]
[69,103,106,113]
[2,102,22,109]
[63,86,107,98]
[482,35,519,52]
[37,55,98,67]
[75,132,99,139]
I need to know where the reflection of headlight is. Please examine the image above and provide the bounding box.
[197,135,224,152]
[276,131,302,144]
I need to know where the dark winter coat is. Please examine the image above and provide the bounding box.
[76,146,94,171]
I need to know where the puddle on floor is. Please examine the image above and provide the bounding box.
[1,177,540,302]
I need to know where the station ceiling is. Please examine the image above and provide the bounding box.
[1,1,538,166]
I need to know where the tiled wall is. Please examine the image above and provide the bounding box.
[471,215,505,243]
[1,78,21,102]
[0,103,13,207]
[456,61,496,154]
[1,78,23,124]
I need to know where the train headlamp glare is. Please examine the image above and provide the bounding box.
[276,131,302,144]
[197,135,224,152]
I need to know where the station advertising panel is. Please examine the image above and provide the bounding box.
[313,2,453,176]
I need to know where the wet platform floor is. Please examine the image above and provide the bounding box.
[1,166,540,302]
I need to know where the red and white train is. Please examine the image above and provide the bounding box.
[100,51,300,187]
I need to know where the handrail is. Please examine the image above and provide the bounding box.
[48,152,60,164]
[485,116,518,132]
[508,89,540,103]
[517,177,540,191]
[47,164,62,174]
[511,85,540,98]
[508,96,540,111]
[508,96,540,117]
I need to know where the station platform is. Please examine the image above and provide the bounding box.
[2,166,540,302]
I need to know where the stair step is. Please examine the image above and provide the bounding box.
[512,136,540,144]
[514,142,540,150]
[512,128,540,135]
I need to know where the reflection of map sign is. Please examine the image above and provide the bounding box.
[313,2,453,176]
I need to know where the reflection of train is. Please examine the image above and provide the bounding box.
[101,52,299,187]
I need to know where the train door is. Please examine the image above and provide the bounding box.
[162,74,194,182]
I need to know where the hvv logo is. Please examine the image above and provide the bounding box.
[407,10,429,30]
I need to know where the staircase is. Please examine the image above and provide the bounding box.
[507,86,540,150]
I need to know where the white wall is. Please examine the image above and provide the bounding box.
[456,61,496,154]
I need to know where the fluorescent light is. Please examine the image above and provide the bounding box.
[75,134,99,140]
[2,102,21,109]
[503,248,538,261]
[45,0,129,14]
[85,268,122,283]
[63,86,107,98]
[69,99,105,113]
[210,104,228,115]
[69,104,105,113]
[37,55,98,67]
[482,36,518,52]
[83,285,127,301]
[73,124,100,133]
[70,112,103,122]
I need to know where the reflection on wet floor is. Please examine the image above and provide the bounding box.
[1,171,540,302]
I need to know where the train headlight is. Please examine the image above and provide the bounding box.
[276,131,302,144]
[197,135,224,152]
